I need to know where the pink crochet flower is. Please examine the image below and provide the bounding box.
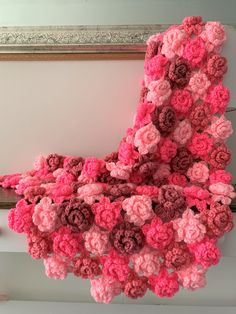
[184,186,210,212]
[159,139,177,162]
[206,54,227,81]
[118,141,139,165]
[32,197,59,232]
[24,186,46,204]
[135,185,159,197]
[134,122,160,154]
[188,102,211,131]
[53,169,75,185]
[83,225,110,256]
[173,208,206,244]
[187,162,209,183]
[142,217,174,250]
[73,256,101,279]
[90,276,122,304]
[209,182,236,205]
[188,133,213,158]
[205,22,226,47]
[101,251,130,282]
[92,197,121,230]
[146,79,172,107]
[144,54,169,80]
[188,72,211,100]
[182,16,203,35]
[162,28,186,58]
[130,247,160,277]
[124,276,148,299]
[134,102,156,128]
[8,199,33,234]
[77,183,105,205]
[82,157,105,179]
[209,170,232,185]
[208,144,231,169]
[168,172,187,187]
[33,155,47,172]
[0,173,22,188]
[184,37,206,67]
[191,238,221,268]
[44,255,70,280]
[173,120,192,145]
[63,156,84,177]
[164,243,193,270]
[27,228,51,259]
[122,195,154,226]
[170,89,193,114]
[206,84,230,114]
[178,265,206,290]
[52,227,81,258]
[207,116,233,140]
[106,161,132,180]
[149,268,179,298]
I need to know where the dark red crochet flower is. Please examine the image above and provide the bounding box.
[105,183,136,201]
[207,54,227,81]
[64,156,84,177]
[188,103,211,131]
[208,144,231,169]
[145,40,161,60]
[60,198,94,232]
[152,106,177,136]
[46,154,64,172]
[171,148,193,174]
[167,57,191,88]
[124,276,148,299]
[164,243,193,270]
[73,256,101,279]
[110,222,145,255]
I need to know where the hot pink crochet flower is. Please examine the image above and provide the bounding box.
[207,116,233,141]
[162,28,186,58]
[187,162,209,183]
[149,268,179,298]
[142,217,174,250]
[44,255,70,280]
[191,238,221,268]
[124,276,148,299]
[101,251,130,282]
[134,101,156,128]
[159,138,177,163]
[170,89,193,114]
[173,208,206,244]
[183,37,206,67]
[92,197,121,230]
[0,173,22,188]
[8,199,33,234]
[188,72,211,101]
[205,84,230,114]
[32,197,58,232]
[52,227,81,258]
[122,195,154,226]
[73,256,101,279]
[173,120,192,145]
[209,170,232,185]
[144,54,169,81]
[146,79,172,107]
[188,133,213,158]
[178,265,206,290]
[118,141,139,165]
[130,247,160,277]
[83,225,110,256]
[90,276,122,304]
[135,185,159,197]
[82,157,105,179]
[134,122,160,154]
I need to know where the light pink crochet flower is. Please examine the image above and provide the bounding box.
[101,251,130,282]
[191,238,221,268]
[162,28,186,58]
[106,161,132,180]
[159,139,177,163]
[77,183,105,205]
[130,247,160,277]
[187,162,209,183]
[205,22,226,47]
[122,195,154,226]
[8,199,33,234]
[44,255,70,280]
[209,170,232,185]
[134,122,160,154]
[92,197,121,230]
[90,276,122,304]
[146,79,172,107]
[188,133,213,158]
[183,37,206,66]
[118,141,139,165]
[178,265,206,290]
[173,208,206,244]
[173,120,192,145]
[149,268,179,298]
[32,197,58,232]
[84,225,110,256]
[170,89,193,114]
[188,72,211,101]
[209,182,236,205]
[205,84,230,114]
[207,116,233,141]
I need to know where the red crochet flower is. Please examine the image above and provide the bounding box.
[167,57,191,88]
[149,268,179,298]
[73,256,101,279]
[208,144,231,169]
[206,54,227,81]
[124,276,148,299]
[188,103,211,131]
[27,228,51,259]
[188,133,214,158]
[152,106,177,136]
[164,243,193,270]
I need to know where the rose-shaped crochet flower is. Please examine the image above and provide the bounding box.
[183,37,206,67]
[44,255,70,280]
[184,186,210,212]
[159,139,177,163]
[142,217,174,250]
[205,84,230,114]
[118,141,139,165]
[134,102,156,128]
[182,16,203,35]
[52,227,81,258]
[206,202,233,237]
[173,119,192,145]
[90,277,122,304]
[63,156,84,177]
[152,106,177,136]
[106,161,132,180]
[146,79,172,107]
[144,54,169,81]
[188,133,213,158]
[73,256,101,279]
[173,208,206,244]
[208,144,231,169]
[134,122,160,154]
[32,197,59,232]
[207,116,233,141]
[24,186,46,204]
[178,265,206,290]
[124,276,148,299]
[45,154,64,172]
[92,197,121,230]
[164,243,193,270]
[149,268,179,298]
[209,182,236,205]
[170,89,193,114]
[188,72,211,101]
[205,22,226,47]
[168,172,187,187]
[83,225,110,256]
[167,57,191,88]
[27,228,51,259]
[101,251,130,282]
[206,54,227,81]
[8,199,34,233]
[77,183,105,205]
[171,148,193,174]
[130,247,160,277]
[82,157,105,179]
[187,162,209,183]
[60,198,94,232]
[209,170,232,185]
[188,103,211,131]
[122,195,154,226]
[162,28,186,58]
[110,222,145,255]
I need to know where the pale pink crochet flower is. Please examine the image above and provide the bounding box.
[92,197,121,230]
[83,225,110,256]
[90,276,122,304]
[82,157,105,179]
[191,238,221,268]
[32,197,58,232]
[106,161,132,180]
[173,208,206,244]
[170,89,193,114]
[205,84,230,114]
[146,79,172,107]
[205,22,226,47]
[44,255,70,280]
[187,162,209,183]
[183,37,206,66]
[162,28,186,58]
[77,183,105,205]
[122,195,154,226]
[209,182,236,205]
[159,139,177,163]
[52,227,81,258]
[178,265,206,290]
[207,116,233,141]
[173,120,192,146]
[209,170,232,185]
[118,141,139,165]
[101,251,130,282]
[149,268,179,298]
[188,133,213,158]
[134,122,160,154]
[188,72,211,101]
[8,199,33,234]
[144,55,169,80]
[130,247,160,277]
